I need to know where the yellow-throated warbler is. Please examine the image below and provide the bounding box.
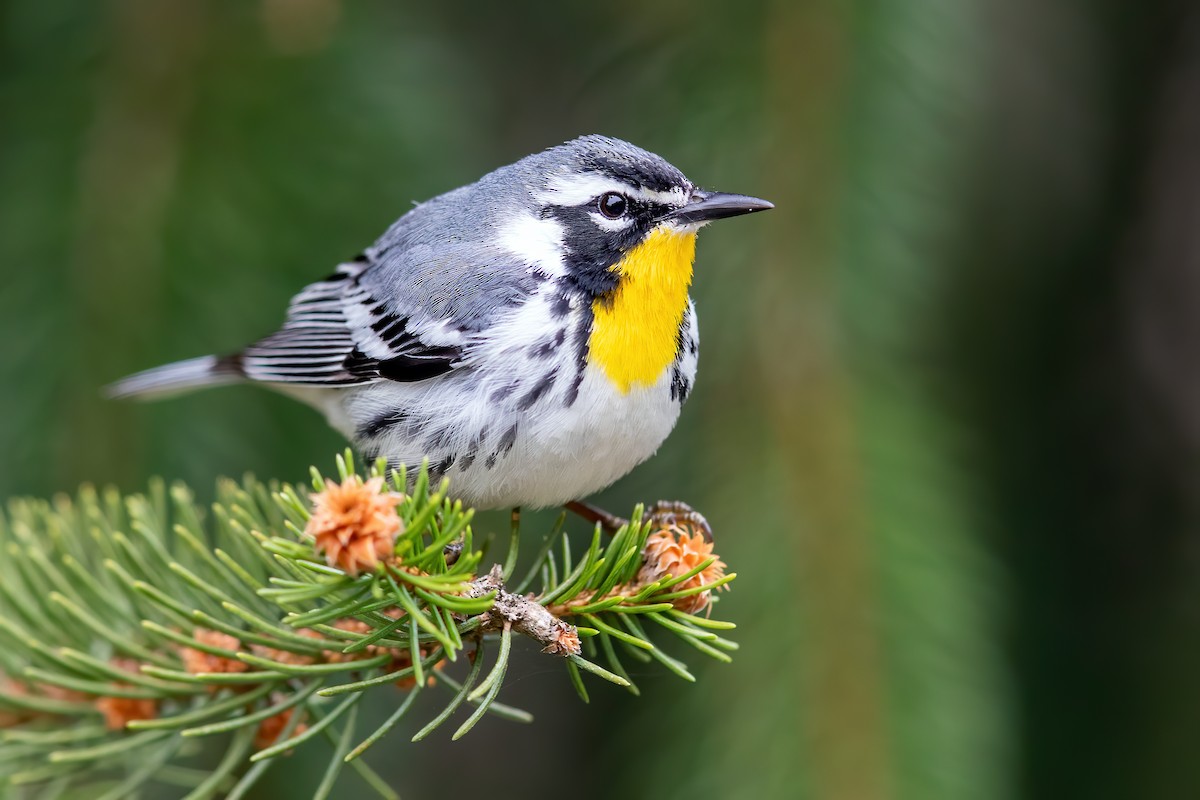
[110,136,772,526]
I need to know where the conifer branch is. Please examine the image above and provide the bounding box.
[0,451,736,798]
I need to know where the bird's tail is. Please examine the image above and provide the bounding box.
[106,355,244,400]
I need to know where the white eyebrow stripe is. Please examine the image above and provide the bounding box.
[535,172,689,207]
[632,185,690,205]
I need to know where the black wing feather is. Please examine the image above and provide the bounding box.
[237,260,463,386]
[344,346,460,382]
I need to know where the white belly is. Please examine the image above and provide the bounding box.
[314,294,699,510]
[456,364,681,508]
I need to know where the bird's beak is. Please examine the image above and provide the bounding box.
[665,190,774,224]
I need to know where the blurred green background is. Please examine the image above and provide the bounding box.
[4,0,1200,798]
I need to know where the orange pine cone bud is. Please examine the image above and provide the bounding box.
[249,641,318,667]
[96,694,158,730]
[181,628,250,676]
[638,523,728,614]
[255,704,308,751]
[305,476,405,576]
[0,679,32,727]
[95,659,158,730]
[323,617,378,663]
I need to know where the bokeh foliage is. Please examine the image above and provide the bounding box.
[3,1,1199,799]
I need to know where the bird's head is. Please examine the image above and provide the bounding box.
[491,135,773,297]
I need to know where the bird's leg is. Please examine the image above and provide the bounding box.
[565,500,626,533]
[445,507,512,567]
[565,499,713,542]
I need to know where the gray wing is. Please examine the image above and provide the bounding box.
[238,195,539,385]
[355,183,541,332]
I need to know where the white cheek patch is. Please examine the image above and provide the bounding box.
[496,211,566,276]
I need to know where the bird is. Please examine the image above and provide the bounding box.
[110,135,772,530]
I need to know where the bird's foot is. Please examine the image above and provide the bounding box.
[644,500,713,542]
[565,499,712,542]
[442,539,463,566]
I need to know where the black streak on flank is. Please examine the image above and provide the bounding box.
[423,426,455,453]
[459,424,489,471]
[491,381,518,402]
[675,309,698,360]
[564,311,591,408]
[528,329,566,359]
[427,455,455,483]
[564,372,585,408]
[498,423,518,455]
[518,370,557,410]
[358,408,410,440]
[550,293,573,319]
[670,366,692,403]
[484,420,519,469]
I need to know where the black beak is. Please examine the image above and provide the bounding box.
[666,190,774,224]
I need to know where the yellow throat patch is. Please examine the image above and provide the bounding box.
[589,228,697,394]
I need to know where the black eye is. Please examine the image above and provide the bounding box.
[598,192,628,219]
